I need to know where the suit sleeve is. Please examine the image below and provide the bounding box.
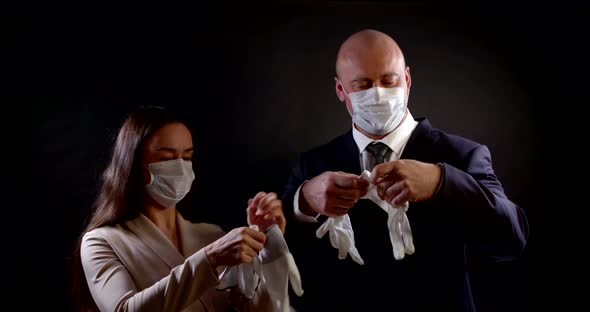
[282,152,307,221]
[81,231,220,312]
[281,152,328,227]
[438,144,528,261]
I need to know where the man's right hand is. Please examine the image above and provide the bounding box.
[204,227,267,268]
[300,171,369,217]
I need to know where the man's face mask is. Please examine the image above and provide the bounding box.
[342,84,406,135]
[145,158,195,208]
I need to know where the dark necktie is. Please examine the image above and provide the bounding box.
[363,142,392,171]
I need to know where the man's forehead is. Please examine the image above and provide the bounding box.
[340,54,404,79]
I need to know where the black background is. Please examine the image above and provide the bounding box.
[26,0,587,310]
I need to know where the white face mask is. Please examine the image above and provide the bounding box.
[343,85,406,135]
[145,158,195,208]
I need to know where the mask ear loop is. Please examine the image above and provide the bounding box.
[336,77,354,118]
[144,163,155,185]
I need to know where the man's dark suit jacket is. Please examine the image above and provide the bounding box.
[282,118,528,312]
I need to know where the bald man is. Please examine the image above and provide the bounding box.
[282,29,528,311]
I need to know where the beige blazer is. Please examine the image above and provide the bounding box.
[81,212,269,311]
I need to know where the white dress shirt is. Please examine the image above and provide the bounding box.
[293,111,418,222]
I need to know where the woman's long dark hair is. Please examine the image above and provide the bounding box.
[70,106,189,311]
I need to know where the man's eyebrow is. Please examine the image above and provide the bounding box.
[352,77,370,83]
[382,72,399,78]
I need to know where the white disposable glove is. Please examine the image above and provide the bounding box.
[217,225,303,311]
[217,225,262,299]
[259,224,303,312]
[316,214,364,265]
[359,170,415,260]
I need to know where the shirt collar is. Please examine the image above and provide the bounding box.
[352,110,418,157]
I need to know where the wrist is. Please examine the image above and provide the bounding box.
[204,245,218,268]
[433,163,445,197]
[299,184,317,217]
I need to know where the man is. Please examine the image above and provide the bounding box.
[282,29,528,311]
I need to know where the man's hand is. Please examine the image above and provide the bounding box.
[371,159,442,207]
[300,171,369,217]
[247,192,286,234]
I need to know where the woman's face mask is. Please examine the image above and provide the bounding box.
[145,158,195,208]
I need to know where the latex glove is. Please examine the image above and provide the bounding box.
[259,224,303,312]
[217,225,303,311]
[359,170,415,260]
[316,215,364,265]
[217,225,263,299]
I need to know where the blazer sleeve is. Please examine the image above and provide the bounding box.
[282,152,307,221]
[438,144,529,261]
[81,231,220,312]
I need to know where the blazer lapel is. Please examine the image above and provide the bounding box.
[176,213,206,257]
[400,118,440,162]
[337,130,363,175]
[125,214,186,269]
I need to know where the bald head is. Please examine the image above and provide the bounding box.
[334,29,412,137]
[336,29,405,78]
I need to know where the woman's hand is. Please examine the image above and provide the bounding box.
[204,227,266,268]
[247,192,286,234]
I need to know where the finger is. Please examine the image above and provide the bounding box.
[274,214,286,232]
[257,193,278,213]
[332,172,368,189]
[256,198,282,216]
[251,192,267,208]
[392,188,411,207]
[240,253,254,264]
[263,210,285,224]
[243,234,264,253]
[247,194,262,224]
[336,188,367,200]
[317,222,329,237]
[246,203,259,226]
[372,161,398,184]
[332,197,357,208]
[326,206,350,217]
[384,181,405,204]
[328,225,338,249]
[241,243,257,259]
[245,227,267,244]
[376,179,397,199]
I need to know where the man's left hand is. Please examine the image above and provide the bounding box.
[371,160,443,207]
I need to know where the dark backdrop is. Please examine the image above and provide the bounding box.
[29,1,586,311]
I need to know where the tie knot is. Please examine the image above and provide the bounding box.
[365,142,391,159]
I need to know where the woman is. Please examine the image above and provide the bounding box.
[71,106,285,311]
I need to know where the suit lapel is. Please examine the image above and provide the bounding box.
[400,118,439,162]
[176,213,204,257]
[337,130,363,175]
[125,213,185,269]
